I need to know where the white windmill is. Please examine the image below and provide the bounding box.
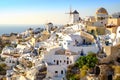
[66,6,79,24]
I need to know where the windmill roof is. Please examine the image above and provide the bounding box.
[73,10,79,14]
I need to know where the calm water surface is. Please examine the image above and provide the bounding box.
[0,24,44,35]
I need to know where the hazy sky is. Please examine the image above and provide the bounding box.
[0,0,120,25]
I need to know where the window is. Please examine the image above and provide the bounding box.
[55,71,58,77]
[9,60,11,63]
[57,60,59,65]
[61,70,63,74]
[55,71,58,73]
[67,61,69,64]
[12,61,15,63]
[64,60,66,63]
[119,31,120,33]
[59,43,62,46]
[54,60,55,62]
[67,57,69,59]
[60,60,62,63]
[105,24,106,26]
[68,43,70,45]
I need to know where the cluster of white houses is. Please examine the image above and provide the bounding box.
[0,7,120,80]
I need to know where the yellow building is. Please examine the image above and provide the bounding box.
[106,25,118,34]
[85,7,108,35]
[80,31,95,43]
[104,44,120,56]
[108,18,120,26]
[38,31,50,41]
[86,25,106,35]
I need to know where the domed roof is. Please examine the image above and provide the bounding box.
[96,7,108,15]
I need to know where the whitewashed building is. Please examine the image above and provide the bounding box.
[45,49,79,80]
[113,26,120,45]
[69,10,80,24]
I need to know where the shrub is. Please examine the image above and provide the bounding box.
[76,52,98,68]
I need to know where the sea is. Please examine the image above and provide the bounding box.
[0,24,45,36]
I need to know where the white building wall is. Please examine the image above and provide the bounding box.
[66,45,99,54]
[16,44,26,50]
[46,65,66,79]
[43,47,61,63]
[74,14,79,23]
[113,26,120,45]
[51,55,79,66]
[71,14,79,24]
[116,26,120,38]
[46,23,53,32]
[45,54,79,80]
[71,24,86,31]
[44,50,79,66]
[5,57,18,67]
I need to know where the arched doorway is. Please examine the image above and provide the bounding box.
[108,75,112,80]
[57,60,59,65]
[116,57,120,63]
[61,70,63,74]
[83,39,86,45]
[107,67,114,80]
[95,66,100,76]
[80,49,84,56]
[91,29,95,35]
[67,61,69,65]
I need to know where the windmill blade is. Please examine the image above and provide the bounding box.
[65,5,73,15]
[70,5,72,13]
[65,12,72,14]
[65,5,73,23]
[65,12,70,14]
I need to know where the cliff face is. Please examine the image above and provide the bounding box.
[98,65,113,80]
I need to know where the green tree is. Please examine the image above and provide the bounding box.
[76,52,98,68]
[86,55,98,68]
[76,56,87,68]
[66,52,98,80]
